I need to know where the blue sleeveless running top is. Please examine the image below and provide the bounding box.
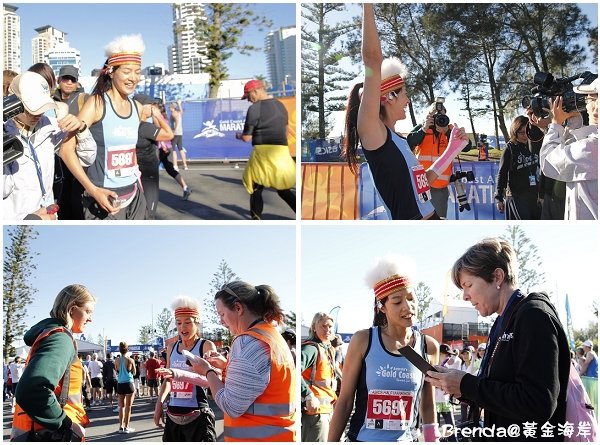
[584,354,598,378]
[117,356,134,384]
[88,93,140,190]
[363,128,435,219]
[168,338,209,410]
[348,326,427,442]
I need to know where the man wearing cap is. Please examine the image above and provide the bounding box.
[579,339,598,378]
[539,76,598,220]
[236,79,296,220]
[53,66,85,107]
[3,72,82,220]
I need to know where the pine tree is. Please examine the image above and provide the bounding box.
[195,4,272,98]
[202,259,241,341]
[138,324,153,345]
[503,226,545,293]
[284,311,296,330]
[3,226,38,360]
[500,3,589,74]
[302,3,358,139]
[155,308,174,342]
[414,281,433,328]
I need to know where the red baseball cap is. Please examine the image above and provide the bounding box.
[241,79,264,99]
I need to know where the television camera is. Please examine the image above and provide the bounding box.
[3,94,25,165]
[521,71,597,118]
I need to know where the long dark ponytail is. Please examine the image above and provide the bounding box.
[341,82,363,175]
[91,59,117,106]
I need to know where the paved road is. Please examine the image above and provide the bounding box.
[154,162,297,220]
[3,396,225,442]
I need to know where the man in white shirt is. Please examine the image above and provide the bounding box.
[87,353,104,405]
[8,356,25,413]
[539,77,598,220]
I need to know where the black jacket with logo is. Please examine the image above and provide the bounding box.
[460,292,570,441]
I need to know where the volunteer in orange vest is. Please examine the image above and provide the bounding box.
[301,312,337,442]
[189,281,296,442]
[11,284,95,441]
[407,101,472,218]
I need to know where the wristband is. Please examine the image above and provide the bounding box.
[422,423,441,442]
[429,126,468,176]
[205,368,217,378]
[78,122,87,134]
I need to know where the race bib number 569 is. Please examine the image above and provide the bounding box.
[366,390,414,430]
[411,165,432,204]
[171,380,193,399]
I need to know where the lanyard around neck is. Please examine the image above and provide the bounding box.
[26,135,47,199]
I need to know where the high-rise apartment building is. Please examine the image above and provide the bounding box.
[170,3,209,74]
[265,26,296,92]
[46,43,81,78]
[3,4,21,72]
[32,25,66,65]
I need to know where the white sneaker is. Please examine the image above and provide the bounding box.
[117,427,125,434]
[124,427,135,434]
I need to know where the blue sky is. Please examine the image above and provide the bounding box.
[3,225,296,346]
[12,2,296,78]
[301,223,599,335]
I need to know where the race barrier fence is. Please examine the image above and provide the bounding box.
[301,163,358,220]
[301,161,503,220]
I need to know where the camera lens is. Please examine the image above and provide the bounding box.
[521,96,531,109]
[434,113,450,128]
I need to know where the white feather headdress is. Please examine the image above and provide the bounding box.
[104,34,145,66]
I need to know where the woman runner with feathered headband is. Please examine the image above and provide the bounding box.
[328,254,440,442]
[59,34,148,220]
[341,4,469,220]
[153,296,218,441]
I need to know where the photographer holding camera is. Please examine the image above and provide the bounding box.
[3,72,83,220]
[408,99,472,218]
[494,116,541,220]
[538,78,598,220]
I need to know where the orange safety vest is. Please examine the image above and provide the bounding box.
[415,125,454,188]
[11,326,89,440]
[223,322,296,442]
[301,340,337,413]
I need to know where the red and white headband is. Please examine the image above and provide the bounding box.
[174,307,199,319]
[373,274,412,301]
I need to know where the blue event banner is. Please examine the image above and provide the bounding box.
[359,161,503,220]
[177,99,252,160]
